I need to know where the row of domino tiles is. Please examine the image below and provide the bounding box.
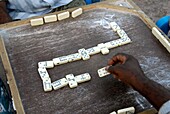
[38,67,91,92]
[37,22,132,92]
[110,107,135,114]
[38,23,132,68]
[30,8,83,26]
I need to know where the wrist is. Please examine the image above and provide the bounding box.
[131,74,149,90]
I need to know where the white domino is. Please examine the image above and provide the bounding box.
[116,37,132,46]
[53,56,68,65]
[117,107,135,114]
[52,78,68,90]
[72,8,83,18]
[152,27,170,53]
[38,67,50,80]
[30,18,44,26]
[110,22,120,31]
[98,67,110,77]
[58,11,70,21]
[120,36,132,45]
[117,29,128,38]
[75,73,91,83]
[42,78,52,92]
[86,46,101,55]
[78,48,90,60]
[67,53,82,62]
[110,111,117,114]
[115,39,124,46]
[66,74,78,88]
[101,48,109,55]
[97,43,109,55]
[44,15,57,23]
[38,61,54,68]
[97,43,106,49]
[105,40,119,49]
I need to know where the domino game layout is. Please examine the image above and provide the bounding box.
[37,21,132,92]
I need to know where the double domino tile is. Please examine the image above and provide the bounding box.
[78,48,90,60]
[30,8,83,26]
[37,22,132,91]
[97,43,110,55]
[66,74,78,88]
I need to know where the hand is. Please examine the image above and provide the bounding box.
[107,53,170,110]
[107,53,147,87]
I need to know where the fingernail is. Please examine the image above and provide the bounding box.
[105,66,110,71]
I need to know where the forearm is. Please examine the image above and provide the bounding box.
[132,76,170,110]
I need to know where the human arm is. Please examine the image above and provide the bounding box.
[107,53,170,110]
[0,1,12,24]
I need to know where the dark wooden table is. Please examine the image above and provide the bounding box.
[0,0,169,114]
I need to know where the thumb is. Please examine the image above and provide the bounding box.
[107,65,123,75]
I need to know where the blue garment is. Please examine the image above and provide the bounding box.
[7,0,73,20]
[159,100,170,114]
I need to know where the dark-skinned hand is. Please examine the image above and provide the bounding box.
[106,53,170,110]
[107,53,146,87]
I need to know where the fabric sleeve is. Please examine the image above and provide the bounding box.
[159,100,170,114]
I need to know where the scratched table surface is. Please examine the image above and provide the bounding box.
[1,6,170,114]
